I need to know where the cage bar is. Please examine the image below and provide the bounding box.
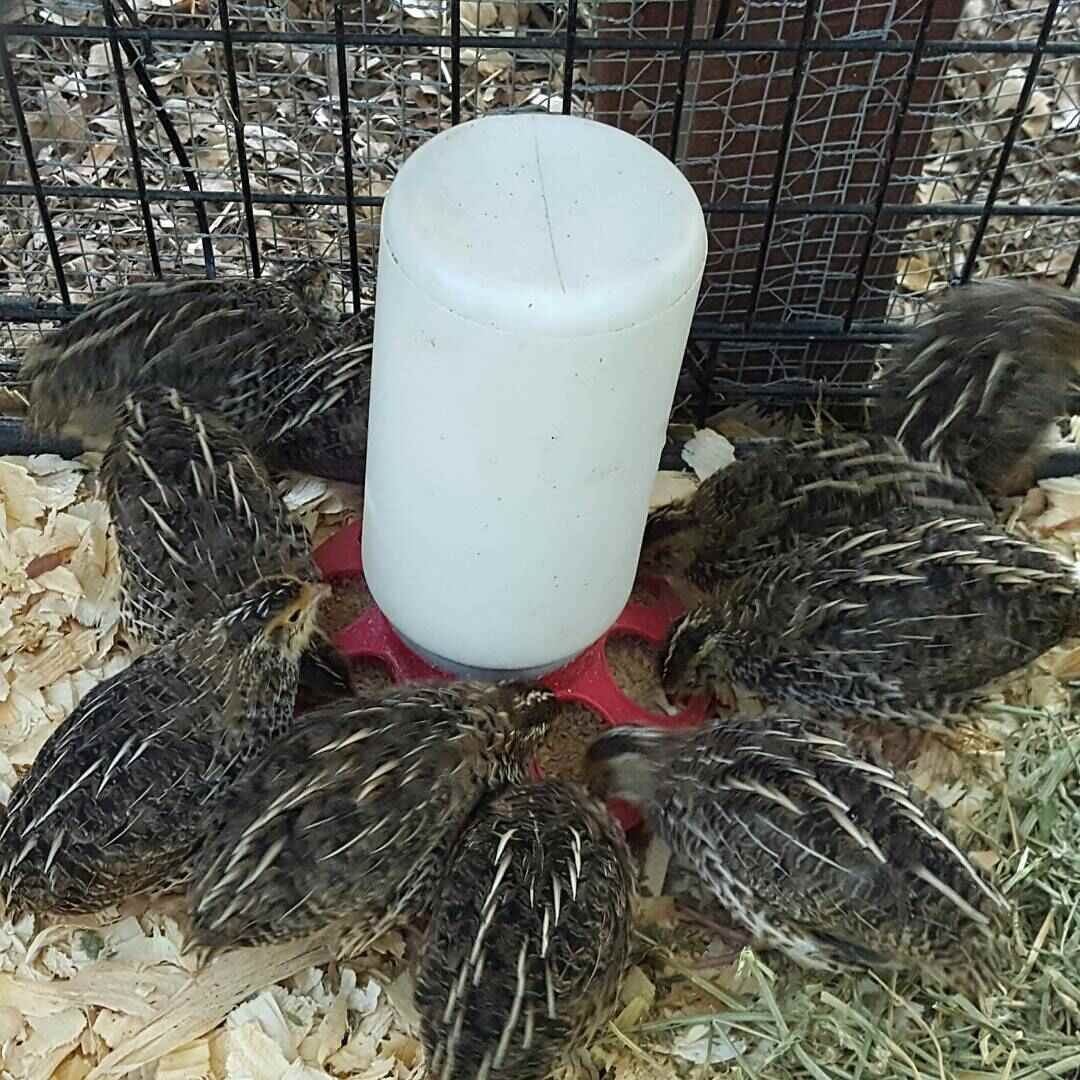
[0,0,1078,415]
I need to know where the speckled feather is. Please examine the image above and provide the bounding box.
[660,516,1080,729]
[416,780,635,1080]
[586,719,1008,991]
[643,433,992,590]
[99,387,351,707]
[0,576,325,918]
[19,263,372,482]
[188,682,556,950]
[101,387,313,638]
[20,263,331,441]
[142,308,373,483]
[873,278,1080,496]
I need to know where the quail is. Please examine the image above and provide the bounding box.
[586,717,1009,993]
[142,307,372,483]
[660,515,1080,730]
[0,575,328,918]
[19,262,372,482]
[642,433,991,591]
[416,780,635,1080]
[20,262,330,441]
[872,278,1080,497]
[99,386,352,707]
[187,682,556,950]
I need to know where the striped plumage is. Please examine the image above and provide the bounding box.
[0,576,326,919]
[660,516,1080,730]
[187,682,556,950]
[20,262,330,442]
[642,433,991,590]
[101,386,312,639]
[100,387,352,708]
[19,261,372,482]
[586,718,1009,992]
[416,780,635,1080]
[143,308,373,483]
[873,278,1080,496]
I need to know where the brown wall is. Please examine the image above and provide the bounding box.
[590,0,963,403]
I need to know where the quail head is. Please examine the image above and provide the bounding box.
[872,278,1080,496]
[271,259,334,309]
[100,386,352,706]
[642,432,991,591]
[416,780,635,1080]
[586,718,1010,993]
[659,515,1080,730]
[0,575,327,919]
[187,682,557,951]
[19,263,371,483]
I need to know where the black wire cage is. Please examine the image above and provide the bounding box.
[1,0,1079,430]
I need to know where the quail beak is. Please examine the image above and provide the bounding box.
[299,581,332,629]
[660,682,696,713]
[653,687,681,717]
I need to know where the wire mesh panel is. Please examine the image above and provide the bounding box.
[1,0,1079,423]
[591,0,964,419]
[590,0,1080,419]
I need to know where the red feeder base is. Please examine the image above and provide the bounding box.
[314,520,711,830]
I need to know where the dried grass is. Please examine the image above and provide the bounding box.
[892,1,1080,317]
[0,0,588,365]
[5,1,1080,361]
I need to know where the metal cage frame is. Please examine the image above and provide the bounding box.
[1,0,1078,424]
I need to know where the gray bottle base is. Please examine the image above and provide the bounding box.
[396,630,577,682]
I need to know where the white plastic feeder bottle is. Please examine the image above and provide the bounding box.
[362,113,708,678]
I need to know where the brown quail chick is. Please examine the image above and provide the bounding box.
[643,433,991,591]
[142,308,372,483]
[872,278,1080,497]
[416,780,635,1080]
[660,515,1080,731]
[0,575,327,919]
[586,718,1010,994]
[20,261,331,445]
[187,682,556,951]
[19,263,372,483]
[100,386,352,708]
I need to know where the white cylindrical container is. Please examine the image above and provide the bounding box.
[362,113,707,678]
